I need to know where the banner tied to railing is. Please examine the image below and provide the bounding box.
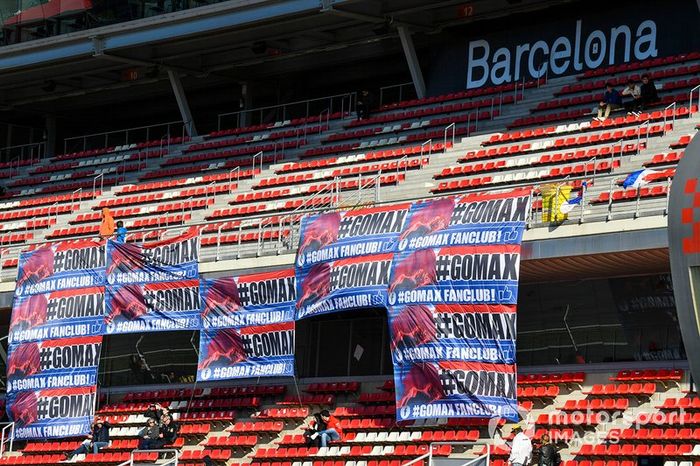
[197,269,296,381]
[5,189,529,436]
[8,240,105,439]
[295,188,529,421]
[105,229,202,334]
[14,239,106,297]
[8,386,98,440]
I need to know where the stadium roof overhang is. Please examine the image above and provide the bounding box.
[0,0,572,115]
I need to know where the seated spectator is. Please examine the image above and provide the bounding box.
[537,434,561,466]
[155,415,179,448]
[639,74,660,108]
[622,79,642,112]
[63,417,111,460]
[308,409,343,448]
[115,220,127,243]
[138,418,160,450]
[144,402,169,421]
[597,82,622,121]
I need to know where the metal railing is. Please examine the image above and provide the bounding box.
[444,123,456,148]
[63,120,187,155]
[420,139,433,157]
[378,82,415,108]
[689,84,700,115]
[636,120,651,154]
[0,423,14,456]
[0,164,676,281]
[399,441,491,466]
[93,173,104,194]
[1,142,46,173]
[663,102,677,133]
[217,92,356,131]
[115,449,179,466]
[252,151,264,175]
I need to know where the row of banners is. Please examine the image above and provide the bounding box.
[7,189,528,439]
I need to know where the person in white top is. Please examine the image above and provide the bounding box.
[622,79,642,112]
[508,425,533,466]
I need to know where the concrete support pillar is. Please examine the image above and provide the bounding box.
[168,70,198,137]
[397,26,426,99]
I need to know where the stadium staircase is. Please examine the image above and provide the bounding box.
[1,369,698,466]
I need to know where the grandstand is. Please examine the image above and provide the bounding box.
[0,0,698,466]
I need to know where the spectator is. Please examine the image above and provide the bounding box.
[621,79,642,112]
[538,434,560,466]
[115,221,127,243]
[130,355,155,384]
[144,403,169,421]
[155,415,179,448]
[597,83,622,121]
[304,411,325,447]
[309,409,343,448]
[356,90,373,120]
[99,208,115,239]
[507,425,533,466]
[63,417,111,460]
[639,74,660,108]
[138,418,160,450]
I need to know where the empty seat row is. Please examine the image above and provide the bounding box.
[558,64,700,95]
[582,382,657,396]
[560,398,629,411]
[577,443,695,456]
[607,427,700,441]
[433,161,619,193]
[207,112,345,139]
[187,125,323,152]
[579,52,700,79]
[518,372,586,385]
[611,368,684,381]
[379,80,540,112]
[255,407,309,419]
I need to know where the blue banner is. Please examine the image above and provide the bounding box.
[389,190,526,422]
[15,239,106,297]
[394,361,518,421]
[296,204,411,269]
[8,386,97,440]
[387,245,520,307]
[201,269,296,329]
[296,253,391,319]
[7,336,102,394]
[198,269,296,381]
[388,304,516,366]
[8,287,105,345]
[106,228,199,286]
[105,279,202,334]
[198,323,295,381]
[397,190,529,253]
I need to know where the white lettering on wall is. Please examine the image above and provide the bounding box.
[465,19,659,89]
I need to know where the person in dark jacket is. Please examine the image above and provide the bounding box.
[154,415,179,448]
[138,418,161,450]
[538,434,560,466]
[144,403,169,421]
[64,418,111,459]
[356,90,373,120]
[304,411,326,447]
[639,74,660,108]
[597,82,623,121]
